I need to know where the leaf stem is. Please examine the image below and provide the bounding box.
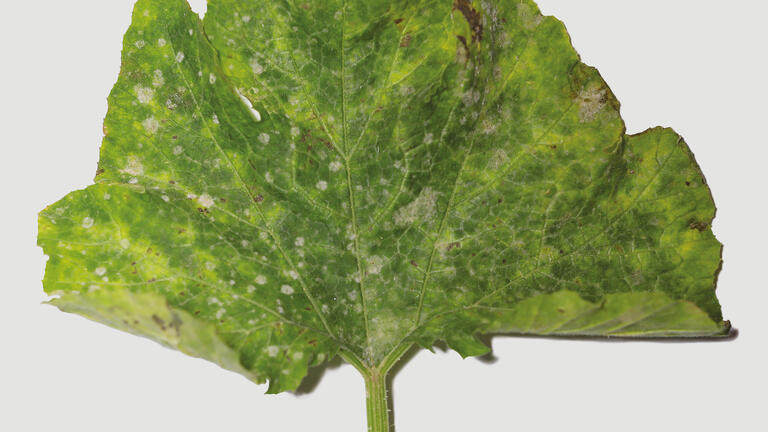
[364,369,389,432]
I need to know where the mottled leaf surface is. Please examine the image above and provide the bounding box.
[38,0,728,391]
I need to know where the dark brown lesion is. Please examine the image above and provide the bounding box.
[453,0,483,42]
[689,220,709,232]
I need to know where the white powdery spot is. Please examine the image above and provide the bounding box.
[175,51,185,63]
[207,297,222,305]
[423,132,434,144]
[292,352,304,361]
[241,239,249,247]
[215,308,226,319]
[366,255,385,275]
[255,275,267,285]
[247,285,256,293]
[209,73,217,84]
[120,239,130,249]
[287,270,299,280]
[94,267,107,276]
[577,85,607,123]
[122,156,144,176]
[152,70,165,87]
[103,193,111,200]
[242,15,251,23]
[294,237,305,247]
[329,161,343,172]
[128,177,139,184]
[488,149,509,170]
[134,85,154,104]
[258,133,270,144]
[281,284,295,295]
[142,117,159,134]
[157,38,167,47]
[205,262,216,271]
[264,172,274,183]
[134,40,146,49]
[394,187,438,226]
[250,58,264,74]
[316,180,328,191]
[173,145,183,156]
[197,194,215,208]
[290,126,300,137]
[266,345,279,357]
[212,114,219,124]
[161,195,170,202]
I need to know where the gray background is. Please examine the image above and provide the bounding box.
[1,1,766,430]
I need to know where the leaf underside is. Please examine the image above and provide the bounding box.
[38,0,728,392]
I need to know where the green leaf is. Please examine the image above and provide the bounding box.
[38,0,728,416]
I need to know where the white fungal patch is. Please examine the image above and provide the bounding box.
[215,308,226,319]
[255,275,267,285]
[135,40,146,49]
[247,285,256,293]
[207,297,222,306]
[329,161,343,172]
[292,352,304,360]
[366,255,385,275]
[209,73,217,84]
[577,85,607,123]
[197,194,215,208]
[287,270,299,280]
[152,70,165,87]
[281,284,295,295]
[205,262,216,271]
[423,132,434,144]
[258,133,270,144]
[120,239,130,249]
[242,15,251,22]
[175,51,185,63]
[134,85,154,104]
[290,126,300,137]
[266,345,279,357]
[103,193,111,200]
[94,267,107,276]
[142,117,159,134]
[212,114,219,124]
[294,237,305,247]
[157,38,167,47]
[161,195,170,202]
[264,172,274,183]
[173,145,183,155]
[394,187,438,226]
[122,156,144,176]
[316,180,328,191]
[488,149,509,170]
[250,58,264,74]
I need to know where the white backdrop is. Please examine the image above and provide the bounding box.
[1,1,766,431]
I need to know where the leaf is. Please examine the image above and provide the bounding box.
[38,0,728,401]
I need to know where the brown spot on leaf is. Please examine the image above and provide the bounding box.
[689,221,709,232]
[399,33,412,47]
[152,314,166,330]
[453,0,483,42]
[447,241,462,251]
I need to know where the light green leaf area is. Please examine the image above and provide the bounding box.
[38,0,728,392]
